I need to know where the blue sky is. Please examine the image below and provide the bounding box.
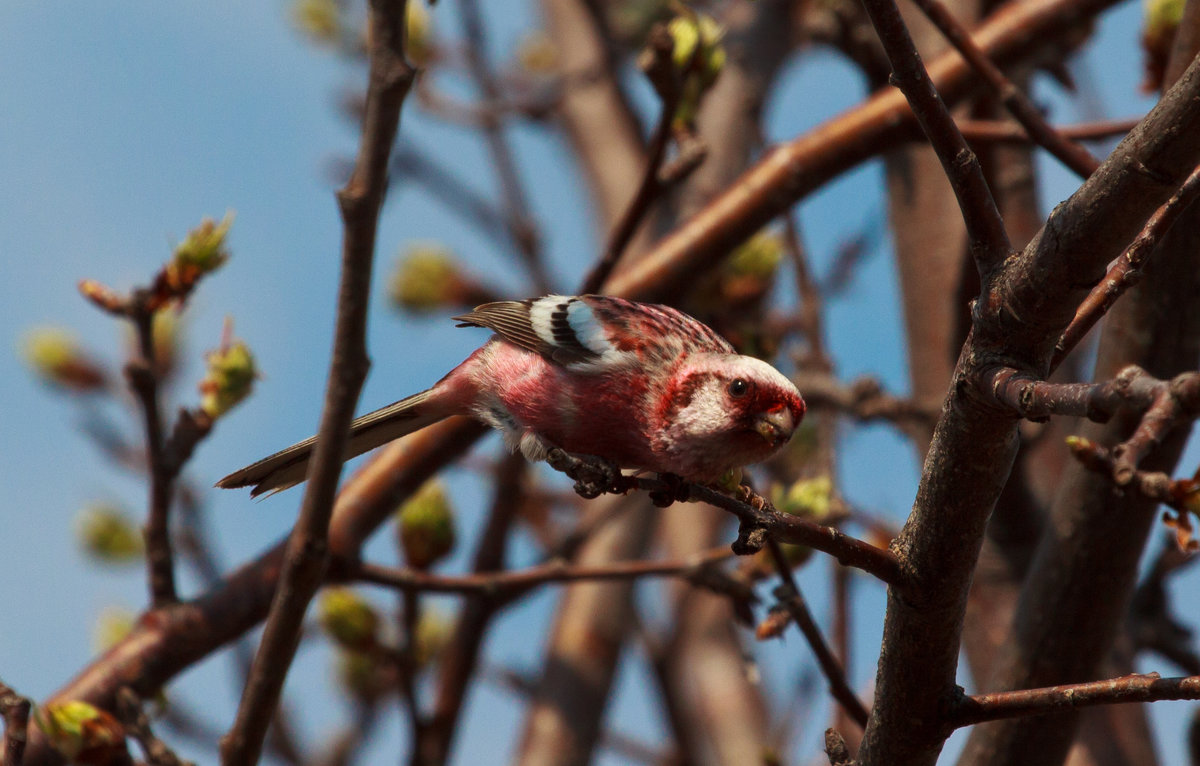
[1,0,1191,764]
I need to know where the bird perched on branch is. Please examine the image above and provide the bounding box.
[217,295,805,496]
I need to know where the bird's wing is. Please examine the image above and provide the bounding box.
[455,294,735,371]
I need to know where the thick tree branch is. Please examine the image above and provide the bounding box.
[219,4,415,763]
[858,53,1200,766]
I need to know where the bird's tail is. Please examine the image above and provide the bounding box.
[216,388,445,497]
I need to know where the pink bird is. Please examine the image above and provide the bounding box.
[217,295,805,496]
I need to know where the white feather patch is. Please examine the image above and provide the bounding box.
[565,300,613,356]
[528,295,570,348]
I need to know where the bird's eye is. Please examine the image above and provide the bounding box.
[727,378,750,398]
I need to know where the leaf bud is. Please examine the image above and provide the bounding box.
[167,212,234,291]
[76,505,144,563]
[319,587,380,649]
[397,480,457,570]
[21,327,107,392]
[35,701,128,766]
[199,337,257,418]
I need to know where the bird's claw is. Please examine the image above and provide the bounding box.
[648,472,690,507]
[547,448,623,499]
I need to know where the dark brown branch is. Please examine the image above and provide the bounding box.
[544,450,906,590]
[858,0,1012,277]
[765,539,871,728]
[911,0,1102,178]
[414,454,526,766]
[951,673,1200,728]
[1053,161,1200,369]
[219,3,415,764]
[793,371,940,429]
[116,688,193,766]
[609,0,1118,303]
[1,680,31,766]
[581,27,683,294]
[457,0,550,293]
[351,547,736,597]
[956,117,1139,144]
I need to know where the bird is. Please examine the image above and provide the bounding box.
[217,294,805,496]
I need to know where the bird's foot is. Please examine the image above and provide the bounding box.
[546,449,624,499]
[648,472,691,507]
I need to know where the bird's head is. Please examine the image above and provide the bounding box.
[654,354,805,479]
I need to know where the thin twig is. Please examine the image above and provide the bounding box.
[219,3,415,764]
[0,680,31,766]
[415,455,526,766]
[116,688,194,766]
[857,0,1012,277]
[1053,162,1200,370]
[951,672,1200,728]
[911,0,1102,177]
[956,117,1140,144]
[765,538,870,728]
[457,0,551,293]
[351,546,736,596]
[581,28,683,294]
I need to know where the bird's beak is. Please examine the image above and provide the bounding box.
[755,407,796,446]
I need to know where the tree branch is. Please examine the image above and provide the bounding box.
[0,680,31,766]
[859,0,1012,277]
[951,673,1200,728]
[910,0,1102,178]
[765,539,870,728]
[219,3,415,764]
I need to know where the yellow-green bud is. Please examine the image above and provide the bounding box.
[293,0,341,45]
[168,213,233,289]
[408,2,434,65]
[414,609,454,666]
[389,244,464,312]
[35,701,127,765]
[397,481,456,570]
[199,339,257,418]
[775,476,834,520]
[21,327,107,392]
[667,12,725,126]
[319,588,380,649]
[728,232,784,280]
[92,607,137,653]
[1142,0,1184,90]
[76,505,143,563]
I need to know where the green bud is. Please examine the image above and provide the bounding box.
[319,587,380,649]
[293,0,341,45]
[92,607,137,653]
[728,232,784,280]
[199,338,257,418]
[1144,0,1184,38]
[168,212,234,289]
[414,608,454,667]
[76,505,143,563]
[397,480,456,570]
[774,476,835,520]
[389,244,464,312]
[408,1,434,65]
[667,12,725,127]
[35,701,127,764]
[21,327,106,392]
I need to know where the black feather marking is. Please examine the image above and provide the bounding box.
[549,299,598,359]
